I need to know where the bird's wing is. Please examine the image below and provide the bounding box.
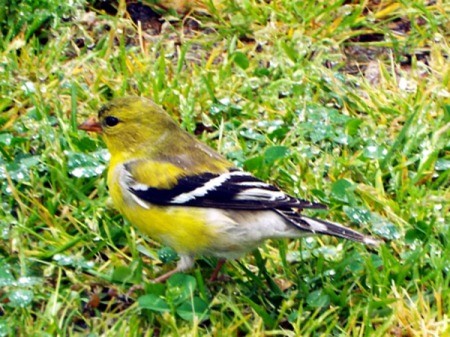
[273,209,380,245]
[123,162,325,210]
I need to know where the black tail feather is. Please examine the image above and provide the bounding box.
[275,209,380,246]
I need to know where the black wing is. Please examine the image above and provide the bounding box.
[126,166,325,211]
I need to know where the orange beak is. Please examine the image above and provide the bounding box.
[78,117,103,134]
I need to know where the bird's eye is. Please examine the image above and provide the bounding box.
[104,116,119,127]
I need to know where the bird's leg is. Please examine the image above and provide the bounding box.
[152,268,181,283]
[152,255,195,283]
[126,268,178,297]
[209,258,227,282]
[127,263,184,297]
[126,284,144,297]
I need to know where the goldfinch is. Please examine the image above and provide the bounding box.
[79,97,379,282]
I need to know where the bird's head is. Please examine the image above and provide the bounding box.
[78,97,179,156]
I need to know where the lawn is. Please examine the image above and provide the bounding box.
[0,0,449,336]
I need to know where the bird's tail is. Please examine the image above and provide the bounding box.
[275,209,380,246]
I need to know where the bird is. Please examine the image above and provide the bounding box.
[78,96,379,283]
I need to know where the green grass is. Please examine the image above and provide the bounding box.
[1,0,449,335]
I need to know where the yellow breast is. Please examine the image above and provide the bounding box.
[122,205,217,254]
[107,161,218,255]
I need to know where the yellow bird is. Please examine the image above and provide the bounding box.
[79,97,378,282]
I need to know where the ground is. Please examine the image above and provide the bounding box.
[0,0,449,336]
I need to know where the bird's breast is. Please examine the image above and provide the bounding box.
[107,163,220,255]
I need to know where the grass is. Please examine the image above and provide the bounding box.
[0,0,449,335]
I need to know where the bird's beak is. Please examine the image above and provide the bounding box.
[78,117,103,134]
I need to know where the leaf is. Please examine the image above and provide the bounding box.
[343,206,372,224]
[435,159,450,171]
[167,273,197,291]
[74,136,99,152]
[306,289,330,308]
[176,297,209,321]
[157,247,178,263]
[144,283,166,297]
[330,179,354,203]
[138,294,170,312]
[233,52,249,70]
[0,320,8,336]
[264,146,289,164]
[345,118,362,137]
[244,155,263,171]
[254,67,270,77]
[281,41,298,62]
[363,144,387,159]
[0,264,15,287]
[111,266,135,283]
[310,188,329,203]
[209,98,242,116]
[53,253,94,269]
[370,214,401,240]
[443,104,450,123]
[66,150,109,178]
[167,274,197,305]
[239,128,265,141]
[0,133,13,146]
[405,228,427,243]
[8,289,34,308]
[344,206,401,240]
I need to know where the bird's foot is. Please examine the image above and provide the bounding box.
[208,258,227,282]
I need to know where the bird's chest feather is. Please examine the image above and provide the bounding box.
[107,163,219,254]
